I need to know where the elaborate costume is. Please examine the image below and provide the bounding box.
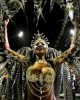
[0,0,80,100]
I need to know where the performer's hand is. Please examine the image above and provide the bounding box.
[2,19,9,28]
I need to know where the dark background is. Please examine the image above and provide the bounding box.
[7,2,73,52]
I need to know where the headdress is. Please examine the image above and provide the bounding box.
[31,31,49,47]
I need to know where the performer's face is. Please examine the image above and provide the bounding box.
[33,39,48,55]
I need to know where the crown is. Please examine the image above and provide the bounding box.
[31,30,49,47]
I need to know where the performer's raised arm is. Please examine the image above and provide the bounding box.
[2,19,25,59]
[53,21,77,66]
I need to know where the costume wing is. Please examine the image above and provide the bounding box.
[0,53,8,99]
[54,31,80,100]
[68,30,80,91]
[0,47,31,100]
[51,48,74,100]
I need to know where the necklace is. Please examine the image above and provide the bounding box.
[35,82,47,88]
[27,81,53,100]
[31,82,51,93]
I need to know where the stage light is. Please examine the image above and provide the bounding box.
[18,31,24,37]
[70,29,75,36]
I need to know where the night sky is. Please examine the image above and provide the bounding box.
[7,2,73,52]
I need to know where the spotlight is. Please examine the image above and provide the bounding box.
[70,29,75,36]
[18,31,24,37]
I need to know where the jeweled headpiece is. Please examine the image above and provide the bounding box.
[31,31,49,47]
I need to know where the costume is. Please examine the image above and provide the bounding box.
[0,0,80,100]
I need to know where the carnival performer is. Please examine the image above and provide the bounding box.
[2,18,77,100]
